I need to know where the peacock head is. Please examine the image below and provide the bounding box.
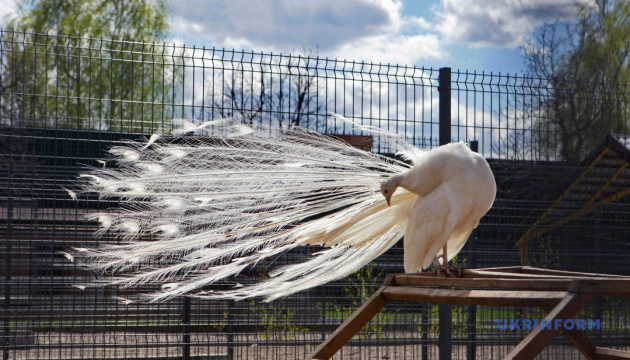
[380,180,398,207]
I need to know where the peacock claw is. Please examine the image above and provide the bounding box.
[447,266,466,277]
[453,266,465,277]
[434,264,466,278]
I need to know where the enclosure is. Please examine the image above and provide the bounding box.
[2,30,630,360]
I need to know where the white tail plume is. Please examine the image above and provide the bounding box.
[70,113,420,302]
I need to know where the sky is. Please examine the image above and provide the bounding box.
[0,0,579,75]
[166,0,579,75]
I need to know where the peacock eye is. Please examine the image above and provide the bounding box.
[384,190,388,193]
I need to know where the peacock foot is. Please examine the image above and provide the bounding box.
[443,265,465,277]
[433,259,466,277]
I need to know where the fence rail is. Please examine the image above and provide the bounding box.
[2,30,630,360]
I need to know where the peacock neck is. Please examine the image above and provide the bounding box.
[387,173,406,189]
[394,163,442,197]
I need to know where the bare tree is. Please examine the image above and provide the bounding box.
[209,55,324,130]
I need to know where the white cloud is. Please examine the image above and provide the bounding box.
[432,0,578,48]
[0,0,18,26]
[335,33,443,64]
[329,4,445,64]
[169,0,446,66]
[170,0,396,51]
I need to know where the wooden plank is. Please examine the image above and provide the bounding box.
[382,287,567,307]
[384,269,523,280]
[307,286,389,360]
[474,266,525,273]
[394,275,573,290]
[521,266,630,278]
[504,293,594,360]
[462,270,570,279]
[596,347,630,360]
[570,280,630,297]
[392,276,630,297]
[462,270,630,285]
[335,135,373,147]
[382,273,396,286]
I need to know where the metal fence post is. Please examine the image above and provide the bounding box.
[466,236,478,360]
[594,205,602,343]
[227,300,234,360]
[182,297,191,360]
[3,165,14,360]
[438,67,452,360]
[421,303,428,360]
[467,141,479,360]
[470,140,478,153]
[321,286,327,342]
[439,67,452,146]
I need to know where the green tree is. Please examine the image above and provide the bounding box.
[1,0,178,132]
[521,0,630,163]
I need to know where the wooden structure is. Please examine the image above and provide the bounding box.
[516,133,630,253]
[308,266,630,360]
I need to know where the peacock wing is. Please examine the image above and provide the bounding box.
[402,184,465,273]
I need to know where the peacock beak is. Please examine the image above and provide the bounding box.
[386,196,391,207]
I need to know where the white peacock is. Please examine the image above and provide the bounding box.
[65,113,496,302]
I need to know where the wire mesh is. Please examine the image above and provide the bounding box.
[2,30,630,360]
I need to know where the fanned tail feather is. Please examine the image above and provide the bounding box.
[70,114,415,301]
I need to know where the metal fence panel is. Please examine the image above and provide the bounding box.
[2,30,630,360]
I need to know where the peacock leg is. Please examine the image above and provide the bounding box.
[434,244,464,277]
[433,251,449,276]
[442,244,451,277]
[433,256,442,276]
[441,243,465,277]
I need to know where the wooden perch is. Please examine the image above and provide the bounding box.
[307,266,630,360]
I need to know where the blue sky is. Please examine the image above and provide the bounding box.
[1,0,579,75]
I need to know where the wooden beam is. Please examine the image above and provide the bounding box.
[307,286,389,360]
[385,269,524,279]
[394,275,573,290]
[596,347,630,360]
[514,147,610,250]
[504,293,594,360]
[558,328,598,360]
[335,135,373,148]
[541,303,598,360]
[521,266,629,278]
[474,266,525,273]
[382,287,567,307]
[392,275,630,297]
[462,270,630,285]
